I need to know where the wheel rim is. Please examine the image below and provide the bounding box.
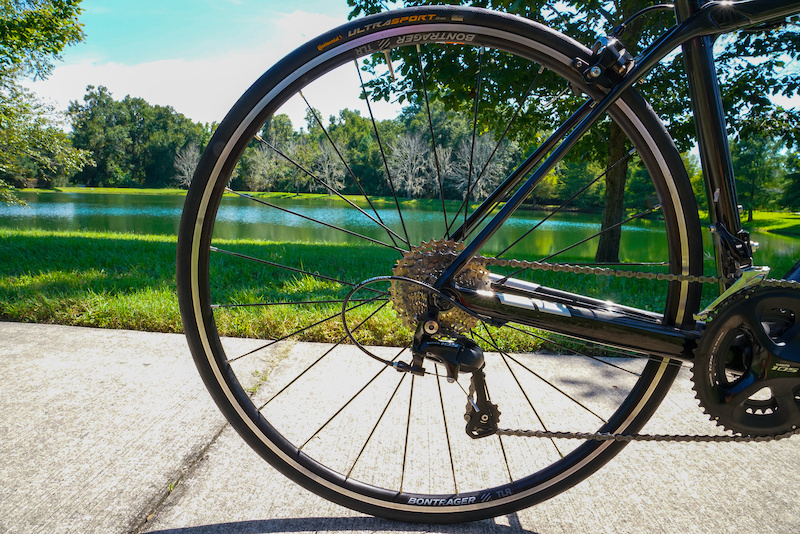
[179,9,700,518]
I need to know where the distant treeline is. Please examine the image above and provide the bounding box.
[5,84,798,217]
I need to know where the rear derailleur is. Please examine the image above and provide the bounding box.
[403,321,501,439]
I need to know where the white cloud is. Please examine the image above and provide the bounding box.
[24,10,403,128]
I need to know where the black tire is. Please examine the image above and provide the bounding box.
[177,6,703,522]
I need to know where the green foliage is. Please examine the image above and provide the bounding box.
[0,178,24,204]
[68,86,213,187]
[0,75,92,189]
[0,1,88,201]
[345,0,799,260]
[0,0,84,80]
[782,152,800,210]
[348,0,800,152]
[731,134,786,221]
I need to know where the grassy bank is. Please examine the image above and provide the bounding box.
[1,229,182,332]
[2,228,710,353]
[21,187,494,213]
[23,187,189,196]
[743,211,800,237]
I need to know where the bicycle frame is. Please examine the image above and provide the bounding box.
[442,0,800,361]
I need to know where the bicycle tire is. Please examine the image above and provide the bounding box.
[177,6,703,522]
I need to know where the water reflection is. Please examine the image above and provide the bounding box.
[2,191,798,268]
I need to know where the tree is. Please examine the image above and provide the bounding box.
[174,142,199,188]
[68,86,132,186]
[450,133,515,202]
[348,0,800,261]
[782,152,800,211]
[0,0,87,202]
[68,86,211,187]
[312,141,346,194]
[0,0,84,80]
[0,77,91,188]
[731,134,786,221]
[388,132,433,198]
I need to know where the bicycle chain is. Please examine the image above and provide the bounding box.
[477,255,800,443]
[481,255,800,289]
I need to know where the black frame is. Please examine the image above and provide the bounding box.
[437,0,800,361]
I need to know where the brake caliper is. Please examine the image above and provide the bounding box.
[572,35,635,90]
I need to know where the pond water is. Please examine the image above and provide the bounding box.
[2,190,799,270]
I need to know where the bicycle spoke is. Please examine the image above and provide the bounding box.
[399,374,416,494]
[416,44,450,238]
[519,325,637,373]
[210,245,390,296]
[464,47,486,226]
[294,93,404,248]
[346,370,409,480]
[179,11,703,514]
[539,204,663,263]
[435,366,458,494]
[212,298,375,309]
[446,66,543,238]
[355,60,411,247]
[473,328,608,423]
[225,188,405,253]
[225,296,385,364]
[481,326,564,458]
[496,204,664,284]
[495,148,638,259]
[299,342,406,451]
[257,300,390,412]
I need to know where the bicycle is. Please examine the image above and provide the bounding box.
[176,0,800,523]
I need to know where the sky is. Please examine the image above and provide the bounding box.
[26,1,799,130]
[26,0,376,127]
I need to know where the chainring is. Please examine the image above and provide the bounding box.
[692,286,800,436]
[390,240,489,333]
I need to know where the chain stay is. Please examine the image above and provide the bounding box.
[482,255,800,443]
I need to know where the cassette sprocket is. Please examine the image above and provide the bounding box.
[390,240,489,333]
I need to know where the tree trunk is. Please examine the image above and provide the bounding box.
[595,122,629,263]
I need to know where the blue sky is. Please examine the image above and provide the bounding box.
[28,0,360,125]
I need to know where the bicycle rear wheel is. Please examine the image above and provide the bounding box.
[177,6,703,522]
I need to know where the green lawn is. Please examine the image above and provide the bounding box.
[1,229,182,332]
[1,227,712,352]
[743,211,800,237]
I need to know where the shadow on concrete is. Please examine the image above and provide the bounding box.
[145,513,539,534]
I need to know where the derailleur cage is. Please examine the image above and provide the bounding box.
[465,367,501,439]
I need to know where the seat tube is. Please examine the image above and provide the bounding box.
[675,0,744,282]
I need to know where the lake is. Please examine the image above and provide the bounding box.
[2,190,799,271]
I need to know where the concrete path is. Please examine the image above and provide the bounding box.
[1,321,799,534]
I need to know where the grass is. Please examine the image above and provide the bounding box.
[3,222,796,353]
[1,229,182,332]
[697,209,800,237]
[743,211,800,237]
[22,187,190,196]
[0,227,704,353]
[20,186,488,211]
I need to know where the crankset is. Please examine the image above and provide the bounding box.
[692,286,800,436]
